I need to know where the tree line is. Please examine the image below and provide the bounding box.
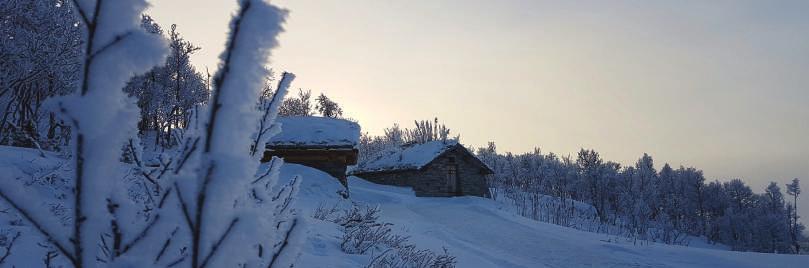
[2,1,346,151]
[358,118,456,163]
[357,120,805,254]
[476,143,805,254]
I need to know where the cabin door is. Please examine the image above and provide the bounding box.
[446,164,459,194]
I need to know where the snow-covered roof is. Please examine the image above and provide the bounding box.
[351,140,463,174]
[268,116,360,149]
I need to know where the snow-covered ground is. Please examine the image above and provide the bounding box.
[283,163,809,268]
[2,146,807,267]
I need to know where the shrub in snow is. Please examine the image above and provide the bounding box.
[336,205,407,254]
[312,203,457,268]
[312,202,341,221]
[367,246,457,268]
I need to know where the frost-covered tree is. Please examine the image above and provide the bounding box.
[357,118,458,166]
[278,88,313,116]
[576,149,608,222]
[786,178,802,253]
[756,182,791,253]
[403,118,453,144]
[477,143,801,253]
[315,93,343,118]
[124,16,209,147]
[0,0,82,151]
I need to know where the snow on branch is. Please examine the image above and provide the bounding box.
[184,0,293,267]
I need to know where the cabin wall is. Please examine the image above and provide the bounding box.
[413,149,488,197]
[354,170,415,188]
[263,149,356,186]
[356,148,488,197]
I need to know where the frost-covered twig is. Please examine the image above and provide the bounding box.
[186,0,291,266]
[0,231,21,265]
[5,122,47,158]
[199,218,239,268]
[127,139,159,187]
[154,226,179,264]
[0,188,75,265]
[268,217,298,268]
[64,0,167,265]
[191,164,214,268]
[250,72,294,158]
[43,250,59,268]
[173,182,195,232]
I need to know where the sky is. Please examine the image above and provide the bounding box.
[147,0,809,222]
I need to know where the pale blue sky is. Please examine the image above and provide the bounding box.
[148,0,809,220]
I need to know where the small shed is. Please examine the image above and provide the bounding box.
[262,116,360,186]
[350,141,493,197]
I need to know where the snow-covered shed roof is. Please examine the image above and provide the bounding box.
[268,116,360,149]
[351,140,492,174]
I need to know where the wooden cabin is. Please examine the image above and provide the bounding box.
[262,116,360,186]
[350,141,493,197]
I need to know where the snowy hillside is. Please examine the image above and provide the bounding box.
[1,146,807,267]
[282,163,809,268]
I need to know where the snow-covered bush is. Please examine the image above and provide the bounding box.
[312,203,457,268]
[367,246,457,268]
[336,205,407,254]
[312,202,341,221]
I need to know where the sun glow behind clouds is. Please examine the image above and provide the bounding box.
[148,0,809,224]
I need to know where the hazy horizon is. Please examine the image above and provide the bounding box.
[148,0,808,223]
